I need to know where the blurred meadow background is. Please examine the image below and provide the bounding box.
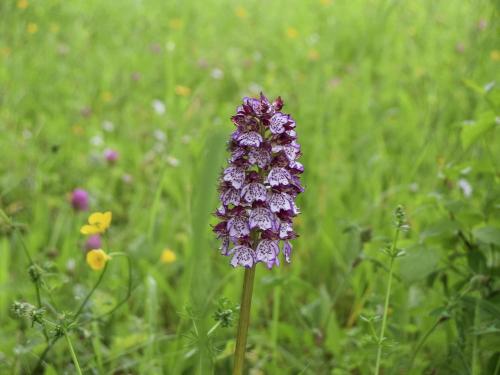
[1,0,499,374]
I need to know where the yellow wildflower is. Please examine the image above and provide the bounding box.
[17,0,28,9]
[101,91,113,103]
[169,18,184,30]
[160,249,176,264]
[175,85,191,97]
[320,0,332,5]
[286,27,298,39]
[80,211,112,235]
[86,249,111,271]
[491,50,500,62]
[27,23,38,34]
[235,6,248,19]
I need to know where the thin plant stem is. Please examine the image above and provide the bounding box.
[94,253,132,320]
[271,273,282,367]
[15,230,50,343]
[233,265,256,375]
[33,337,58,374]
[494,357,500,375]
[207,320,222,337]
[64,330,83,375]
[91,321,105,374]
[374,227,400,375]
[374,257,394,375]
[408,317,447,370]
[471,296,480,375]
[72,263,108,323]
[34,263,110,373]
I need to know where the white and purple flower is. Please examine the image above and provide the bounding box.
[213,93,303,268]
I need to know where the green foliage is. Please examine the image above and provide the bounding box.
[0,0,499,374]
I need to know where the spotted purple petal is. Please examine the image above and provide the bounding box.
[215,205,226,217]
[279,221,294,239]
[269,113,288,134]
[249,207,275,230]
[282,142,300,161]
[289,160,304,173]
[229,246,255,268]
[290,174,305,193]
[244,97,262,115]
[220,237,230,255]
[237,131,263,147]
[227,215,250,238]
[256,240,280,269]
[231,114,247,127]
[283,241,292,263]
[230,148,246,163]
[241,183,267,203]
[223,166,245,189]
[248,148,271,168]
[221,187,240,206]
[268,192,293,213]
[267,167,291,187]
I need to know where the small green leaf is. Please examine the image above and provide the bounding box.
[44,365,58,375]
[399,245,439,283]
[463,79,485,95]
[420,220,460,241]
[473,226,500,246]
[466,250,487,273]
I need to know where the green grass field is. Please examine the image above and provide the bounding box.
[1,0,499,373]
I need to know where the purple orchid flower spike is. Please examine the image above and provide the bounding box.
[212,93,304,269]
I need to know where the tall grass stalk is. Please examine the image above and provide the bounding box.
[374,256,395,375]
[233,266,256,375]
[374,206,406,375]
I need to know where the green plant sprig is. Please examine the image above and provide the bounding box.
[374,205,408,375]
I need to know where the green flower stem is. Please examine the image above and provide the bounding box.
[233,265,256,375]
[15,230,50,343]
[471,295,480,375]
[34,264,109,373]
[374,257,394,375]
[271,272,282,366]
[34,337,58,374]
[374,226,400,375]
[207,320,222,337]
[408,317,448,371]
[64,330,83,375]
[72,263,108,322]
[92,252,132,320]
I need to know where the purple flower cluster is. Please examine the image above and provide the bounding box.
[71,188,89,211]
[213,93,304,269]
